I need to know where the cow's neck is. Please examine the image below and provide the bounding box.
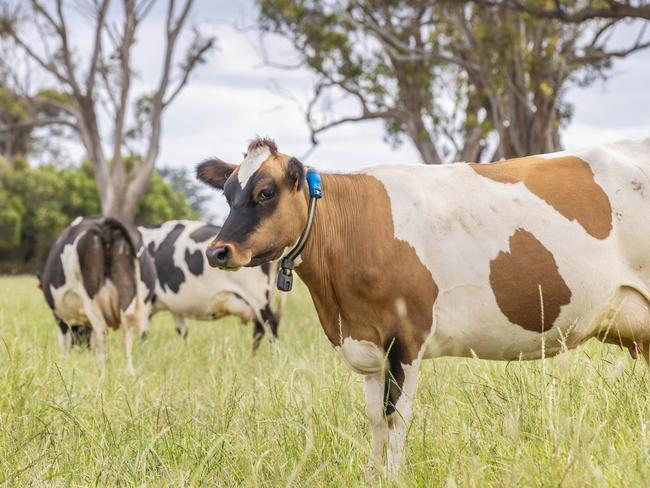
[295,173,377,346]
[293,171,438,352]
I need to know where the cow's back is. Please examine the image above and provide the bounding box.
[361,138,650,360]
[140,220,277,321]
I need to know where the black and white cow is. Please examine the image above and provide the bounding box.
[40,216,156,371]
[139,220,283,349]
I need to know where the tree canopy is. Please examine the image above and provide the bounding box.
[0,158,196,273]
[259,0,650,163]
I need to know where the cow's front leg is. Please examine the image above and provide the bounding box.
[364,373,389,472]
[173,314,188,339]
[252,320,265,352]
[386,359,421,474]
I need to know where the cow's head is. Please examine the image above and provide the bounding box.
[197,137,308,269]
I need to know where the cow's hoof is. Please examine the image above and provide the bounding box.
[140,331,148,341]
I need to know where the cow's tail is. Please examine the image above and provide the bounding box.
[98,217,144,308]
[100,217,140,258]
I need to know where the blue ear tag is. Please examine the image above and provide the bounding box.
[306,170,322,199]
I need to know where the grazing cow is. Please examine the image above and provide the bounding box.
[40,216,156,371]
[139,220,283,349]
[197,136,650,474]
[37,273,93,348]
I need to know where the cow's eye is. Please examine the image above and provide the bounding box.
[257,187,275,202]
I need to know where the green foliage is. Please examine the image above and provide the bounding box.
[158,166,211,217]
[135,170,197,226]
[0,186,22,248]
[0,157,197,270]
[0,86,29,121]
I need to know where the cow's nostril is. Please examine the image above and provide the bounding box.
[216,247,229,263]
[207,245,230,267]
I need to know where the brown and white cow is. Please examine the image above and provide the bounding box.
[197,136,650,474]
[41,216,156,372]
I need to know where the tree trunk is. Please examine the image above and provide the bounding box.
[404,116,443,165]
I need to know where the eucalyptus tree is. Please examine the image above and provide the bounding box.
[259,0,649,162]
[1,0,214,222]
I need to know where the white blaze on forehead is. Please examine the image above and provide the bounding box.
[238,147,271,188]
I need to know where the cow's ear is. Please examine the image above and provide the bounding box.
[196,158,238,190]
[286,157,304,192]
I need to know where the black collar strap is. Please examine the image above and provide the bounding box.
[277,169,322,292]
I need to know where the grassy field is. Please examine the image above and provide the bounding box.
[0,275,649,486]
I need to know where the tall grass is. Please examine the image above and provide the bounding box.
[0,275,648,486]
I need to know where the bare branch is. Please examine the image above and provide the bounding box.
[305,81,395,145]
[163,33,215,107]
[86,0,110,97]
[0,116,78,133]
[52,0,83,98]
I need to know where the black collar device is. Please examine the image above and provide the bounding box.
[277,169,322,291]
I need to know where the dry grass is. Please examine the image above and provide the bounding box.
[0,275,649,486]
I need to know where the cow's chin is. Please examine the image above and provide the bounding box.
[248,248,282,268]
[221,265,243,272]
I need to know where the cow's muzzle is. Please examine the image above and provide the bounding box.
[206,245,231,267]
[206,241,252,269]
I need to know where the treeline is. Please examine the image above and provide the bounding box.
[0,157,197,273]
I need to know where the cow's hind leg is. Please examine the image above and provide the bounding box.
[173,314,189,339]
[121,313,136,375]
[120,304,141,375]
[641,341,650,367]
[82,299,109,367]
[56,317,72,356]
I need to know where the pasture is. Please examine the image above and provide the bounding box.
[1,274,649,486]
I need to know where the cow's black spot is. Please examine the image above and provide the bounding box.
[261,262,271,276]
[185,248,204,276]
[148,223,186,293]
[189,224,220,243]
[56,316,69,334]
[139,249,157,303]
[259,303,279,337]
[220,171,280,244]
[41,226,75,309]
[77,230,105,298]
[383,336,406,416]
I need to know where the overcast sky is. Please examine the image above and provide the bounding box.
[149,1,650,172]
[51,0,650,218]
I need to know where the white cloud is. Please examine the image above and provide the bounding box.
[60,1,650,185]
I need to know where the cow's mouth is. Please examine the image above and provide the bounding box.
[248,248,279,267]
